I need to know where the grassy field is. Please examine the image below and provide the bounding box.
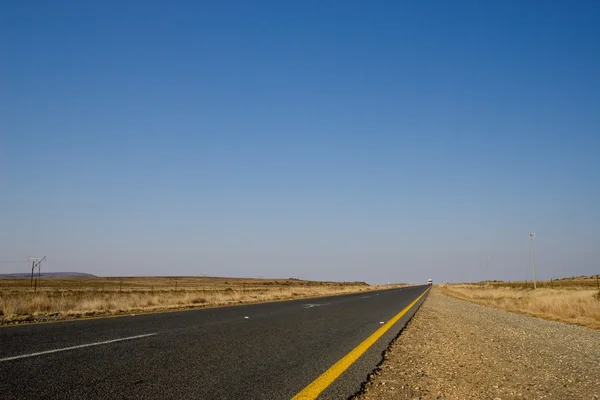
[471,275,600,289]
[439,277,600,330]
[0,276,402,324]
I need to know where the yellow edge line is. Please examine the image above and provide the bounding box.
[292,287,430,400]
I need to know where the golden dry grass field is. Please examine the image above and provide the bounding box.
[439,276,600,330]
[0,276,403,325]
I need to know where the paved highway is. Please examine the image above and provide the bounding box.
[1,285,429,400]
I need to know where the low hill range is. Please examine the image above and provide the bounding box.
[0,272,96,278]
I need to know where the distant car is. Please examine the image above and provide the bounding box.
[427,279,433,285]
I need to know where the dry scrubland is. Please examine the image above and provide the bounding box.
[439,276,600,330]
[0,276,395,325]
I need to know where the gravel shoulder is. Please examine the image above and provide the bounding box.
[355,289,600,400]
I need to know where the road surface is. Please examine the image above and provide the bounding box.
[1,285,428,399]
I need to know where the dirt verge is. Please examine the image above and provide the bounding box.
[355,289,600,400]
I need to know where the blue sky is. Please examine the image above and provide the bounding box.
[1,1,599,283]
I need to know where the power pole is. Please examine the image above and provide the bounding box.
[529,233,537,289]
[28,256,46,289]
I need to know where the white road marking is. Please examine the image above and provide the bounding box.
[302,303,331,309]
[360,296,371,299]
[0,333,158,362]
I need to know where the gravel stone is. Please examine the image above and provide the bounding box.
[355,290,600,399]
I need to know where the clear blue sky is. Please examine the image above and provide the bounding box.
[1,1,599,283]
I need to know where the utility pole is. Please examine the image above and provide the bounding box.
[485,256,489,284]
[28,256,46,289]
[529,233,537,289]
[30,260,35,287]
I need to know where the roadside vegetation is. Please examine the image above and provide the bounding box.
[438,276,600,330]
[0,276,403,325]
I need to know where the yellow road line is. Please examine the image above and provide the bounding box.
[291,288,430,400]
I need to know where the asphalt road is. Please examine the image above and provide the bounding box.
[0,285,429,400]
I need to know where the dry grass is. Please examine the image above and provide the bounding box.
[0,276,405,324]
[469,275,600,289]
[438,282,600,330]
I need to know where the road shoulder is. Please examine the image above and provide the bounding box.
[354,289,600,400]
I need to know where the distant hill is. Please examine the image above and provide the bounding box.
[0,272,96,278]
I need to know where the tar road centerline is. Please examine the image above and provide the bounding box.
[0,333,158,362]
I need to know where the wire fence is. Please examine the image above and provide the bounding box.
[472,276,600,289]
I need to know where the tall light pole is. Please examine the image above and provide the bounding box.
[529,233,537,289]
[485,256,489,283]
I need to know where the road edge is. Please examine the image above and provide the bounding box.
[292,287,431,400]
[348,287,431,399]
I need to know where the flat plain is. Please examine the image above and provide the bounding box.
[0,276,401,325]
